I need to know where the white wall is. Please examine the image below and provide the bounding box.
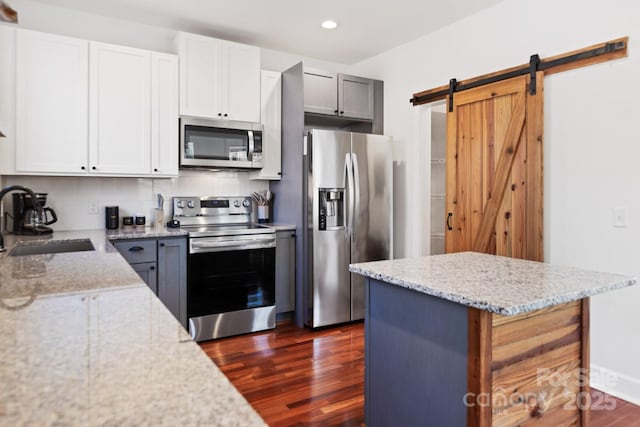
[352,0,640,404]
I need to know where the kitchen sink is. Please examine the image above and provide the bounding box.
[9,239,95,256]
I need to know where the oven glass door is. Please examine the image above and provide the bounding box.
[188,247,275,317]
[184,125,250,162]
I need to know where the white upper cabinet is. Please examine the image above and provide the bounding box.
[151,53,179,176]
[89,42,151,175]
[176,32,261,123]
[221,41,261,122]
[16,29,89,174]
[176,33,221,119]
[250,70,281,181]
[13,29,179,177]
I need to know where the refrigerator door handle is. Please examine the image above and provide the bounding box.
[351,153,360,237]
[345,152,355,239]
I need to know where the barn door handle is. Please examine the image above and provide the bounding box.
[447,213,453,230]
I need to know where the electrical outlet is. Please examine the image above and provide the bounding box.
[613,206,629,228]
[88,200,98,215]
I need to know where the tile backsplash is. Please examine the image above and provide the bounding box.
[2,170,269,231]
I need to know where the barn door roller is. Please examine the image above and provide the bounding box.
[411,37,628,107]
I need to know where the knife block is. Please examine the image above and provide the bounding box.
[154,208,165,229]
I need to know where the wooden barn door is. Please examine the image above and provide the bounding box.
[445,73,543,261]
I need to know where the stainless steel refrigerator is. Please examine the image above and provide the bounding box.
[304,129,393,327]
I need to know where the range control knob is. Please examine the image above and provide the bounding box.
[233,200,241,208]
[187,201,195,209]
[176,200,185,209]
[242,199,251,208]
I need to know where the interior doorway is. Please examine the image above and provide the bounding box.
[428,101,446,255]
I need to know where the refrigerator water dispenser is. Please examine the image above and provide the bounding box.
[319,189,344,231]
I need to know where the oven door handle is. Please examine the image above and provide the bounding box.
[190,235,276,253]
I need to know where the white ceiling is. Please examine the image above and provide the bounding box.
[31,0,505,64]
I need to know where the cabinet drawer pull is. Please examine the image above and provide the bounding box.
[149,265,155,270]
[159,243,165,247]
[129,246,144,252]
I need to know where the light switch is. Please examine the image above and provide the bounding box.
[613,206,629,228]
[88,200,98,215]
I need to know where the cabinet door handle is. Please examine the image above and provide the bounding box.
[129,246,144,252]
[334,110,339,114]
[218,113,222,117]
[340,111,344,115]
[92,166,97,170]
[149,265,155,270]
[81,166,86,170]
[159,243,165,247]
[291,234,295,238]
[153,168,158,172]
[223,113,228,117]
[447,213,453,231]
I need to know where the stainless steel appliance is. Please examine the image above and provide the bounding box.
[10,192,57,235]
[304,129,393,327]
[173,196,276,342]
[180,117,264,169]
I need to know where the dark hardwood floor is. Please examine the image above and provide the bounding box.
[200,321,640,426]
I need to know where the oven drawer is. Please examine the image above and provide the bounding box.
[113,239,157,264]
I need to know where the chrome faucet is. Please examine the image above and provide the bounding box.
[0,185,44,252]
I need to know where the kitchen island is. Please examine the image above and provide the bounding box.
[349,252,636,427]
[0,230,265,426]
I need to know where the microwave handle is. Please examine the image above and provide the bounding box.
[248,130,255,159]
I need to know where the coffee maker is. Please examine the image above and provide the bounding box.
[11,193,57,235]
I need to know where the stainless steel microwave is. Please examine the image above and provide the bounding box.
[180,117,263,169]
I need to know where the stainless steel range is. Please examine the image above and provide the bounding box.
[173,196,276,342]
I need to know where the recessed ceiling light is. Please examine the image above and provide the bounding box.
[321,20,337,30]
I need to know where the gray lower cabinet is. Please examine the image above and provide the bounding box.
[131,262,157,294]
[113,236,187,328]
[275,230,295,314]
[157,237,187,329]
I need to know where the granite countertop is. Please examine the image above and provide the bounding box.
[106,226,188,240]
[0,229,266,426]
[349,252,637,316]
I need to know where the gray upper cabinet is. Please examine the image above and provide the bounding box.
[303,68,374,121]
[338,74,374,120]
[303,68,338,116]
